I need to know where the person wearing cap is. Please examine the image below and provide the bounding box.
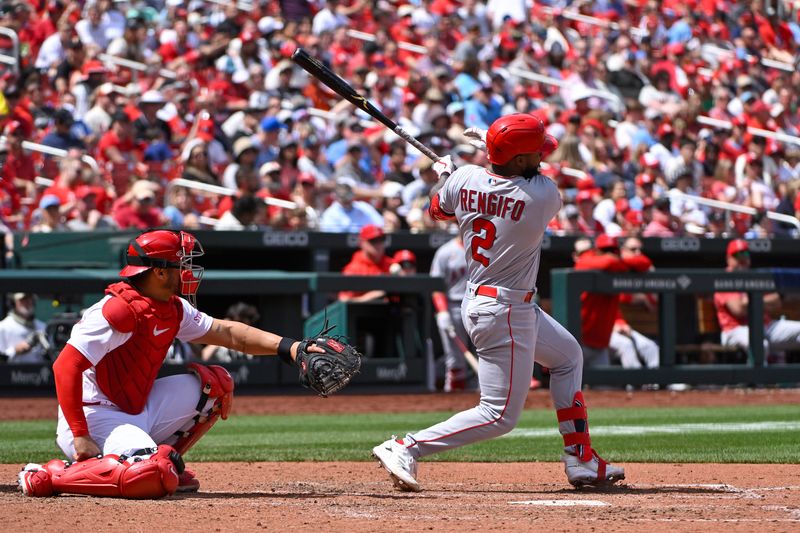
[629,172,657,211]
[111,180,168,229]
[338,224,394,302]
[319,177,383,233]
[16,228,328,498]
[253,115,286,168]
[41,108,85,151]
[734,136,779,190]
[0,293,48,364]
[66,185,119,231]
[31,194,67,233]
[714,240,800,363]
[390,249,417,277]
[574,234,656,367]
[428,234,472,391]
[575,190,604,236]
[287,172,320,229]
[133,90,172,144]
[378,180,408,233]
[222,136,259,190]
[84,82,121,137]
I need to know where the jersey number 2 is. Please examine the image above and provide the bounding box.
[471,218,496,267]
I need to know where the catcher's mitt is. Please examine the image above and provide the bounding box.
[296,335,362,397]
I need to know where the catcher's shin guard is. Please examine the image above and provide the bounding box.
[19,445,183,498]
[172,363,234,455]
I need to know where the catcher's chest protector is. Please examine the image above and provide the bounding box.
[96,282,182,414]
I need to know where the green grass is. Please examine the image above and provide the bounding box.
[2,404,798,464]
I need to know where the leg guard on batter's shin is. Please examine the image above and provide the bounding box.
[556,391,593,461]
[19,445,183,499]
[557,392,624,487]
[172,363,234,455]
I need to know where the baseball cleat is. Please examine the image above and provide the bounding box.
[372,436,421,492]
[18,464,54,497]
[176,468,200,493]
[562,450,625,488]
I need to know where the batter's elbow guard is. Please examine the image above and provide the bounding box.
[187,362,235,419]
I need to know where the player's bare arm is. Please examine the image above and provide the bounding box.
[191,318,324,362]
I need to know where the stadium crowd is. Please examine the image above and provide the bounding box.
[0,0,799,240]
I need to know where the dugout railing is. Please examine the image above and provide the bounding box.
[551,268,800,386]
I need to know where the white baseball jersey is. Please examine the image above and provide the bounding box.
[435,164,561,290]
[67,296,213,406]
[430,237,468,302]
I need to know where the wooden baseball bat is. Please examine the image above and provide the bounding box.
[448,328,480,375]
[291,48,440,162]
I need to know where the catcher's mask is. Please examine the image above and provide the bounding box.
[119,229,205,307]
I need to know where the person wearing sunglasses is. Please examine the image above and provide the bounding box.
[714,239,800,363]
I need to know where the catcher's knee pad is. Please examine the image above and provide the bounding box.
[32,445,182,499]
[556,391,593,461]
[172,363,234,455]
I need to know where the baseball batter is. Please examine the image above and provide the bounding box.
[373,113,625,491]
[18,229,324,499]
[430,235,470,391]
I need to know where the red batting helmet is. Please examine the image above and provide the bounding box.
[485,113,558,166]
[119,230,205,307]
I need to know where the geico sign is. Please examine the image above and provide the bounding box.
[660,238,701,252]
[262,231,309,247]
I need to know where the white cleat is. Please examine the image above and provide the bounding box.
[562,450,625,488]
[372,436,421,492]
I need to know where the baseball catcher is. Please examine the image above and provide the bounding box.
[18,229,353,500]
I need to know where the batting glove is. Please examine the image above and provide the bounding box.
[463,127,487,153]
[436,310,455,337]
[433,155,455,179]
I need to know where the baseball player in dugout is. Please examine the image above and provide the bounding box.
[573,235,660,368]
[373,113,625,491]
[714,239,800,363]
[18,229,328,499]
[429,234,471,392]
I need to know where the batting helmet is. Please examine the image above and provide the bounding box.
[486,113,558,166]
[119,230,205,306]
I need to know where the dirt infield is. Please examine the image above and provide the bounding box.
[3,389,800,531]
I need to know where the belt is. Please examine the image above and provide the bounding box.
[475,285,534,303]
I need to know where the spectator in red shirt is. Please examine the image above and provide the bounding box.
[713,239,800,364]
[338,224,394,302]
[1,120,35,201]
[573,235,654,367]
[96,111,139,166]
[111,180,168,229]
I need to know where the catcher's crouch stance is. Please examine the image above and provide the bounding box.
[19,230,360,499]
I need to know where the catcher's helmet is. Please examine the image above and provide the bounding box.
[486,113,558,166]
[119,230,205,306]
